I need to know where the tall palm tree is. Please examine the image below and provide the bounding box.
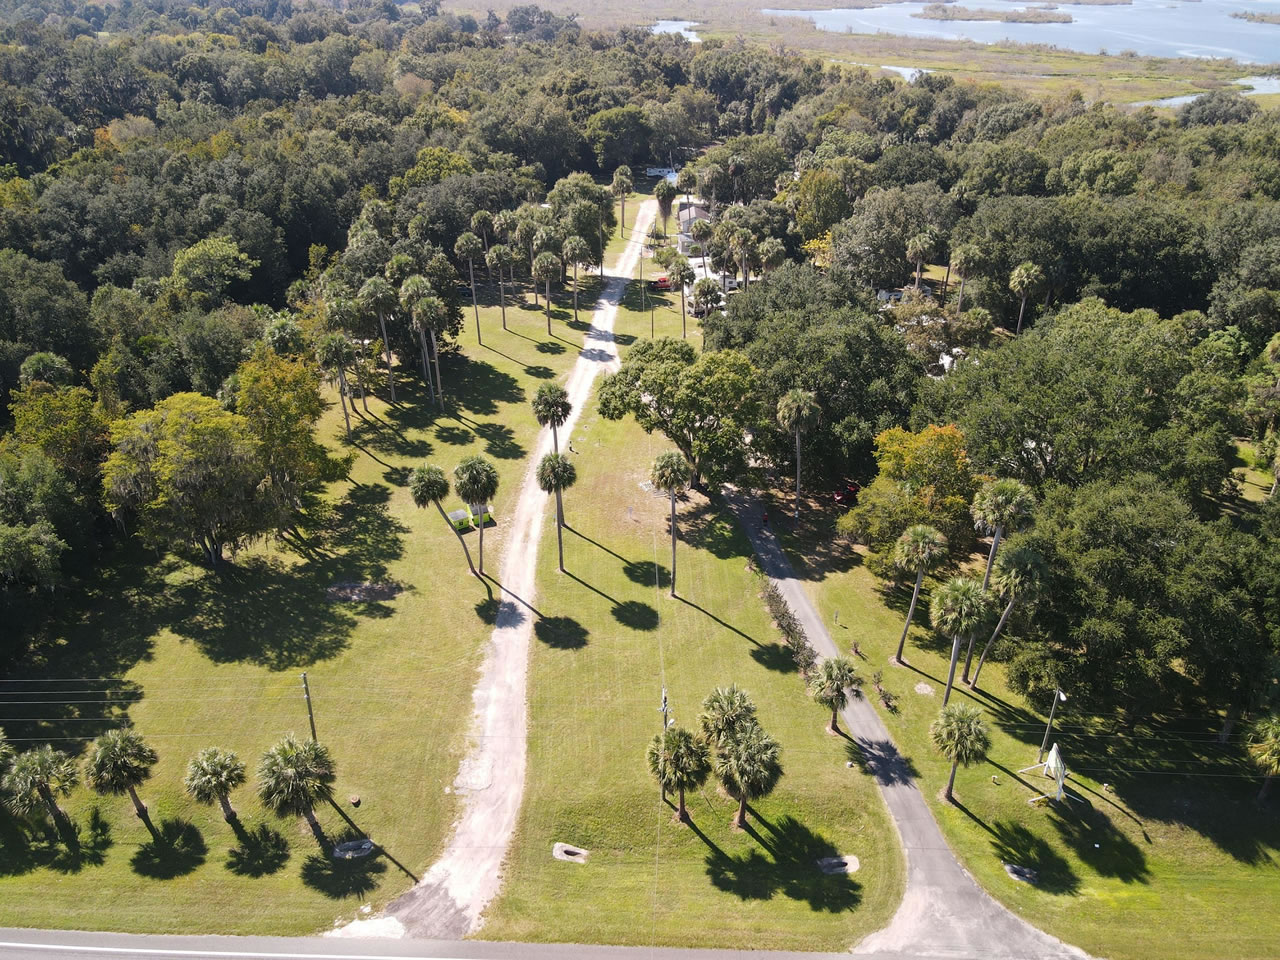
[357,275,397,401]
[327,297,369,413]
[455,232,485,345]
[809,656,861,734]
[693,276,721,318]
[690,218,713,275]
[651,451,692,598]
[758,236,786,275]
[409,290,448,402]
[950,243,981,315]
[454,455,499,575]
[676,166,696,203]
[732,227,755,290]
[907,232,933,290]
[184,747,246,823]
[654,178,677,236]
[562,235,591,323]
[671,257,697,338]
[410,464,477,576]
[533,252,562,335]
[971,478,1036,592]
[471,209,493,252]
[537,453,577,573]
[1249,715,1280,803]
[698,684,758,750]
[1009,261,1044,335]
[514,218,539,294]
[399,274,435,398]
[970,542,1046,690]
[2,745,78,832]
[715,721,783,829]
[930,576,991,706]
[85,729,158,827]
[316,333,354,438]
[257,735,335,846]
[647,726,711,822]
[486,244,512,331]
[611,166,633,237]
[777,389,820,520]
[531,382,571,453]
[891,525,948,665]
[931,702,991,803]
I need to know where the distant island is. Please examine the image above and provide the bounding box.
[1231,10,1280,24]
[913,3,1073,22]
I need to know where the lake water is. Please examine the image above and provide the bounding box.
[762,0,1280,63]
[653,19,703,41]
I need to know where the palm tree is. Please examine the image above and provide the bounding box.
[732,227,755,290]
[0,727,12,774]
[647,726,711,822]
[950,243,980,315]
[907,232,933,290]
[931,702,991,803]
[2,745,78,832]
[671,256,696,338]
[809,656,862,734]
[698,684,758,750]
[531,382,571,453]
[537,453,577,573]
[930,577,991,706]
[690,218,713,275]
[357,275,397,401]
[693,276,721,319]
[891,525,948,665]
[471,209,493,251]
[454,455,499,575]
[399,274,435,397]
[715,721,783,829]
[562,235,591,323]
[758,236,786,275]
[533,252,562,335]
[971,478,1036,593]
[85,729,158,828]
[257,735,335,845]
[410,464,477,576]
[327,297,369,413]
[184,747,246,823]
[970,542,1046,690]
[777,389,820,520]
[611,165,633,237]
[654,178,677,236]
[455,232,485,345]
[651,451,692,598]
[487,244,512,331]
[1009,261,1044,334]
[316,332,354,438]
[514,217,539,293]
[1248,715,1280,803]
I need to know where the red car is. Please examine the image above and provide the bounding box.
[650,275,672,291]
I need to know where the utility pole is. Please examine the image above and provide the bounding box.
[301,672,317,741]
[1037,687,1066,765]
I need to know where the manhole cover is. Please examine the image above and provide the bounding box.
[1005,863,1038,884]
[332,839,375,860]
[817,855,860,874]
[553,842,589,863]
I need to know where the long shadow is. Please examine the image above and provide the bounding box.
[750,643,799,674]
[1049,803,1149,884]
[226,821,291,877]
[482,574,544,622]
[300,829,388,900]
[568,526,629,563]
[704,814,862,912]
[0,808,113,876]
[130,817,207,879]
[674,595,759,646]
[988,820,1080,895]
[474,422,525,460]
[324,800,418,882]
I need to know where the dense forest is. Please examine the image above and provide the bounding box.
[3,0,1280,731]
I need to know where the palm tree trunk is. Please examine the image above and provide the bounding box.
[378,312,395,401]
[794,428,802,521]
[970,596,1015,689]
[915,259,922,289]
[956,276,967,315]
[1017,294,1028,334]
[572,262,579,322]
[946,759,958,802]
[942,261,951,298]
[545,280,552,334]
[218,792,236,821]
[336,369,351,437]
[1219,704,1243,743]
[677,785,687,822]
[830,706,840,734]
[620,196,626,237]
[478,512,485,575]
[499,273,508,330]
[430,330,443,401]
[469,260,481,345]
[670,491,678,598]
[417,327,434,397]
[894,567,925,663]
[39,785,67,834]
[555,487,565,572]
[303,806,326,847]
[961,631,979,685]
[354,351,369,413]
[679,286,686,338]
[734,794,747,829]
[943,633,963,707]
[434,501,477,575]
[1260,774,1274,803]
[982,525,1002,591]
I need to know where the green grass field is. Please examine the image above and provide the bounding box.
[762,495,1280,960]
[478,379,903,950]
[0,254,598,934]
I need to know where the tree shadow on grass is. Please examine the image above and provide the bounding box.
[704,814,861,912]
[474,422,525,460]
[347,414,432,460]
[300,829,388,900]
[0,808,113,876]
[524,365,554,379]
[446,355,525,417]
[1049,803,1149,884]
[226,821,291,877]
[130,818,207,879]
[988,820,1080,895]
[435,424,473,445]
[622,559,670,589]
[535,341,565,355]
[612,600,659,631]
[683,501,751,561]
[533,615,589,649]
[750,643,799,674]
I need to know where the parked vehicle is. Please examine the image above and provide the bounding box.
[650,275,672,291]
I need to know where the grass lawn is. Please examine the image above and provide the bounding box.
[0,291,584,935]
[761,493,1280,960]
[478,282,903,949]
